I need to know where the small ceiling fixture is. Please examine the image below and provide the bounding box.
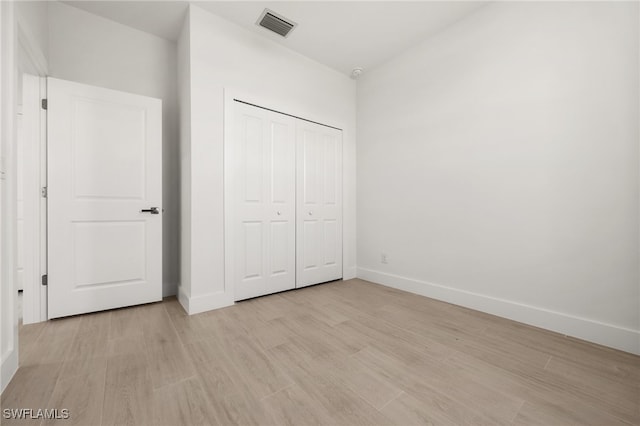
[351,67,364,79]
[256,8,297,38]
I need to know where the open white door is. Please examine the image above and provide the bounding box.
[296,121,343,287]
[47,77,162,319]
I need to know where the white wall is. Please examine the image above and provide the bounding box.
[0,0,19,393]
[357,2,640,354]
[48,2,180,296]
[180,5,357,313]
[177,11,191,300]
[15,0,48,69]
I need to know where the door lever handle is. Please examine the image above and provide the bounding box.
[141,207,160,215]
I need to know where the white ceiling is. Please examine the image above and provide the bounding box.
[63,1,488,76]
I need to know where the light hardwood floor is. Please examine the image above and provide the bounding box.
[1,279,638,425]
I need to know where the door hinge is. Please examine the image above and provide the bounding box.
[41,274,48,286]
[41,186,47,198]
[41,99,47,110]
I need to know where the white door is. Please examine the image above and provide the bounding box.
[47,77,162,319]
[233,102,296,301]
[296,121,343,287]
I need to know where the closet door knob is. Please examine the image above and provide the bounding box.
[277,211,281,216]
[308,211,313,216]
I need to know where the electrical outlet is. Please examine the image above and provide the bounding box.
[381,253,388,264]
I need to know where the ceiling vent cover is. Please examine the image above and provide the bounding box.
[256,9,297,38]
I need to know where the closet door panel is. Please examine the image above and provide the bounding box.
[242,221,264,280]
[296,121,343,288]
[302,219,320,270]
[323,134,338,205]
[324,219,338,266]
[234,103,296,301]
[267,118,296,294]
[271,122,291,203]
[270,220,289,274]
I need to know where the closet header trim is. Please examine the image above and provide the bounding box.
[233,99,342,131]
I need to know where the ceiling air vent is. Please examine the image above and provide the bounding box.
[256,8,297,38]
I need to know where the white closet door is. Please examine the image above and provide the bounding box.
[296,121,343,288]
[234,102,296,301]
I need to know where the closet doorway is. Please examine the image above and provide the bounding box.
[227,99,343,301]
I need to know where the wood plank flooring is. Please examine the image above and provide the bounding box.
[1,279,638,425]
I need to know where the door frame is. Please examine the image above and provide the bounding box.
[16,12,48,324]
[19,74,47,324]
[1,2,49,392]
[223,88,346,300]
[1,0,18,393]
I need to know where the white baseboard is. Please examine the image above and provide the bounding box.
[357,267,640,355]
[343,265,357,280]
[1,348,18,394]
[177,287,234,315]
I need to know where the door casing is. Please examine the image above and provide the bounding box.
[19,73,47,324]
[14,10,49,326]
